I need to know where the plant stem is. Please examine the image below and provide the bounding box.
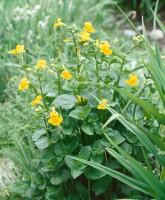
[38,74,48,110]
[132,84,149,120]
[57,72,61,95]
[21,52,39,95]
[92,46,103,122]
[25,71,39,95]
[88,178,91,200]
[71,31,81,73]
[37,74,52,150]
[92,46,102,99]
[113,45,136,101]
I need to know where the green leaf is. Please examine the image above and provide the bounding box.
[103,133,165,198]
[69,105,91,120]
[0,139,13,144]
[45,186,64,200]
[92,176,112,195]
[35,137,49,149]
[53,94,77,109]
[109,86,165,125]
[75,182,88,200]
[71,167,85,179]
[67,194,79,200]
[92,95,165,166]
[80,105,91,118]
[54,142,67,157]
[65,137,79,154]
[46,91,56,103]
[51,169,70,185]
[21,64,29,70]
[65,156,86,179]
[69,110,82,120]
[113,133,125,145]
[79,146,91,160]
[91,140,104,156]
[66,155,157,198]
[82,123,94,135]
[85,166,105,180]
[62,126,73,135]
[125,131,138,143]
[51,131,60,143]
[142,19,165,106]
[121,143,132,154]
[105,129,125,145]
[90,154,104,164]
[32,128,46,142]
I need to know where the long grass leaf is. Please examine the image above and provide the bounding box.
[92,94,165,166]
[104,136,165,196]
[66,155,156,197]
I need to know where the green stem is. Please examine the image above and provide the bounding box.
[120,84,148,115]
[132,84,149,120]
[43,117,51,144]
[21,53,39,95]
[141,146,152,173]
[92,46,103,122]
[92,46,99,77]
[71,31,80,73]
[25,71,39,95]
[128,65,145,73]
[38,74,48,110]
[57,72,61,95]
[92,46,102,99]
[80,129,85,146]
[88,179,91,200]
[113,45,136,101]
[37,74,52,150]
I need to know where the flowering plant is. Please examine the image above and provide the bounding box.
[7,16,165,200]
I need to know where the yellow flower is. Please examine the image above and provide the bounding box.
[97,99,110,110]
[53,18,65,28]
[99,42,112,56]
[125,74,138,86]
[60,69,72,80]
[78,31,90,42]
[83,22,95,33]
[10,45,25,54]
[48,108,63,126]
[63,38,70,42]
[18,77,29,90]
[101,48,112,56]
[30,95,42,106]
[35,60,48,69]
[77,95,87,103]
[100,42,110,49]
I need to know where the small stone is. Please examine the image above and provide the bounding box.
[137,25,143,31]
[149,29,164,40]
[124,29,137,37]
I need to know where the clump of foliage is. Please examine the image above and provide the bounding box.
[1,1,165,200]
